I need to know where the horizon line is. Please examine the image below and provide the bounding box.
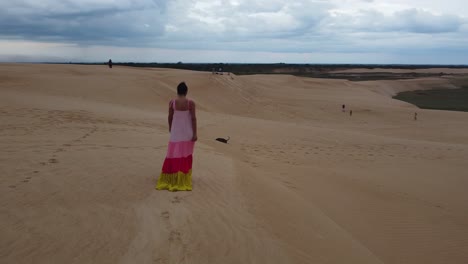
[27,62,468,67]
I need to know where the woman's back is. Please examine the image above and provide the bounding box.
[173,98,191,111]
[170,98,193,142]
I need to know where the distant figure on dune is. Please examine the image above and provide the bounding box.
[108,59,112,69]
[414,112,418,121]
[342,104,346,112]
[156,82,197,191]
[350,110,353,116]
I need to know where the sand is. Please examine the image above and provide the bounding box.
[1,64,468,264]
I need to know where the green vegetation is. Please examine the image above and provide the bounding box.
[394,86,468,112]
[65,62,468,81]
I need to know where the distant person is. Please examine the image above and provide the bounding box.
[350,110,353,116]
[108,59,112,69]
[414,112,418,121]
[342,104,346,112]
[156,82,197,191]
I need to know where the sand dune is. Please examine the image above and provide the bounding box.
[1,64,468,264]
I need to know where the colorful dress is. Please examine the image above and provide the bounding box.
[156,99,195,191]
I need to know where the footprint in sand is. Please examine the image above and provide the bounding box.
[33,171,39,173]
[171,196,181,204]
[48,158,58,164]
[282,181,298,190]
[8,185,16,189]
[39,162,46,166]
[169,230,182,242]
[153,258,167,264]
[161,211,170,219]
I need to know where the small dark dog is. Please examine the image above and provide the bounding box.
[215,136,230,144]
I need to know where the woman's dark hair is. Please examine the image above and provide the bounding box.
[177,82,188,95]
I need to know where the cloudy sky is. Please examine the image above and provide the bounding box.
[1,0,467,64]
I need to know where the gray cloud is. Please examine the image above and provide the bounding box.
[0,0,467,63]
[326,8,464,34]
[392,8,463,33]
[0,0,167,45]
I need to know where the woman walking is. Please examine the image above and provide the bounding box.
[156,82,197,191]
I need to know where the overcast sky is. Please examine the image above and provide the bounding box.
[1,0,467,64]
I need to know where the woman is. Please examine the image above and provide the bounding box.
[156,82,197,191]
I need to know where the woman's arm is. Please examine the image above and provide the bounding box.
[190,100,197,141]
[168,100,174,132]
